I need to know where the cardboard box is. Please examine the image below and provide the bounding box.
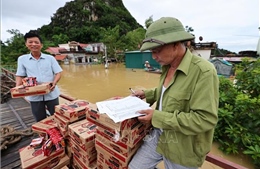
[19,146,65,169]
[95,133,142,156]
[54,112,71,137]
[55,100,89,122]
[86,103,142,137]
[54,113,70,131]
[10,83,51,98]
[72,148,97,168]
[71,139,97,166]
[68,119,97,150]
[32,116,58,134]
[96,124,149,148]
[73,155,97,169]
[37,154,70,169]
[95,139,139,169]
[71,139,97,155]
[97,154,128,169]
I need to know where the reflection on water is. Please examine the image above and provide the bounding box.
[58,63,254,169]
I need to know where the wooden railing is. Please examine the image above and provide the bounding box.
[0,67,249,169]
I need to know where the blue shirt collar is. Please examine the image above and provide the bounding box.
[29,53,46,60]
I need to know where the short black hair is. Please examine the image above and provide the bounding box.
[24,30,42,43]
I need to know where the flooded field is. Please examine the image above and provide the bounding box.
[59,63,160,103]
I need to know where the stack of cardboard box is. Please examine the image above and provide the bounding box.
[54,100,89,138]
[20,96,152,169]
[20,125,69,169]
[86,103,152,169]
[22,99,94,169]
[68,119,97,169]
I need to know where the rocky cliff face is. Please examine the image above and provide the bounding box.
[40,0,142,43]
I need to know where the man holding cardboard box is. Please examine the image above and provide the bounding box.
[16,30,62,122]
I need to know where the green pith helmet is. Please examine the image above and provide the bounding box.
[140,17,195,51]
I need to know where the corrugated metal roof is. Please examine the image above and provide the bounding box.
[45,47,66,55]
[125,50,150,53]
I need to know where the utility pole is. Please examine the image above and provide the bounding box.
[104,45,108,69]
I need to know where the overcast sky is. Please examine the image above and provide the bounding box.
[1,0,259,53]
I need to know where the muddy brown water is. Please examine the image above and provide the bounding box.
[59,63,254,169]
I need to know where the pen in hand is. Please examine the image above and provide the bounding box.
[129,88,135,94]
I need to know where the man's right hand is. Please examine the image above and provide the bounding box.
[131,90,145,99]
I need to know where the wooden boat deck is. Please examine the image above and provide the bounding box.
[1,98,36,169]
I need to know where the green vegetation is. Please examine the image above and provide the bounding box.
[216,59,260,168]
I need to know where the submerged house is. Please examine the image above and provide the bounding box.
[46,41,105,64]
[209,58,234,77]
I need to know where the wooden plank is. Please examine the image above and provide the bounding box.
[206,153,249,169]
[1,97,36,169]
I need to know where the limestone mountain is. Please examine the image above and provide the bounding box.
[39,0,143,43]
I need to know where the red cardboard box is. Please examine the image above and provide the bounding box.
[71,139,97,156]
[32,116,58,136]
[96,124,149,148]
[95,139,139,169]
[68,119,97,150]
[37,154,70,169]
[54,113,70,131]
[95,133,142,156]
[86,103,142,137]
[71,139,97,166]
[19,145,65,169]
[55,100,89,122]
[72,149,97,168]
[73,155,97,169]
[10,83,51,98]
[54,112,71,137]
[97,152,128,169]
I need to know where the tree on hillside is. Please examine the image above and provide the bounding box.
[1,29,28,64]
[145,16,153,29]
[185,26,194,33]
[124,28,146,51]
[100,26,121,61]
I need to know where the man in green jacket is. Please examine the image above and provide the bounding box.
[129,17,219,169]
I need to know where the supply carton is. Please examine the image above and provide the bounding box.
[95,139,139,169]
[86,103,142,137]
[32,116,58,137]
[68,119,97,150]
[19,145,65,169]
[55,100,89,122]
[10,83,51,98]
[73,155,97,169]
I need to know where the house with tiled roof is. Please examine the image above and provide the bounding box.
[45,41,106,64]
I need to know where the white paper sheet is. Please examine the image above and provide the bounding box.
[96,96,151,123]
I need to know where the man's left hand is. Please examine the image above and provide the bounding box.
[137,109,154,125]
[50,83,56,91]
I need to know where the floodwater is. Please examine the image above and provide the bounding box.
[58,63,254,169]
[59,63,160,103]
